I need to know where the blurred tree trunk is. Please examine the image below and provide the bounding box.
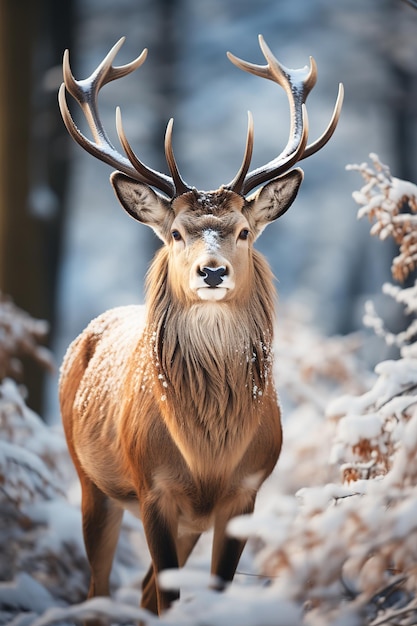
[387,1,417,184]
[0,0,45,411]
[0,0,39,308]
[0,0,74,414]
[29,0,75,337]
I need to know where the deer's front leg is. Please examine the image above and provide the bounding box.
[140,498,179,615]
[140,531,201,615]
[210,497,256,589]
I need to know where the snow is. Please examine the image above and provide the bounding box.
[392,497,417,539]
[336,413,383,445]
[202,229,220,252]
[22,501,84,555]
[0,573,57,615]
[166,583,303,626]
[31,597,155,626]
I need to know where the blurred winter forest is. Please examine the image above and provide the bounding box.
[2,0,417,624]
[0,0,416,416]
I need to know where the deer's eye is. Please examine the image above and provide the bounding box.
[171,230,182,242]
[238,228,250,241]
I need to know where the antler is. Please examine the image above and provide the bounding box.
[59,36,343,200]
[58,37,191,198]
[226,35,344,196]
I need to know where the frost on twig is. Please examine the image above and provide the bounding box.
[364,282,417,357]
[348,154,417,355]
[328,358,417,482]
[347,153,417,283]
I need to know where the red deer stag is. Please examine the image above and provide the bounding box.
[58,35,343,618]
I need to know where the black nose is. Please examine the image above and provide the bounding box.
[198,266,227,287]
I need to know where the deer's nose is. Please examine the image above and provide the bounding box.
[198,265,227,287]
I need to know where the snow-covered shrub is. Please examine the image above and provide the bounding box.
[0,375,89,623]
[330,154,417,483]
[0,293,53,383]
[0,303,88,618]
[348,154,417,358]
[347,153,417,283]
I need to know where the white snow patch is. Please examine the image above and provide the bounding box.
[202,228,220,252]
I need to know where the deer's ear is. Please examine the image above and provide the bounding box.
[110,172,173,241]
[244,168,303,238]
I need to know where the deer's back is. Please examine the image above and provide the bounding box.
[59,305,151,500]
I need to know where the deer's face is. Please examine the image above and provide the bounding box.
[110,168,304,304]
[168,190,252,303]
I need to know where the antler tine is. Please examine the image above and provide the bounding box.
[58,82,143,180]
[226,111,254,193]
[300,82,344,161]
[115,107,174,196]
[62,38,147,146]
[62,37,147,96]
[115,109,191,197]
[164,119,192,196]
[240,105,310,195]
[92,37,148,85]
[228,35,317,93]
[226,36,315,194]
[59,38,178,197]
[226,35,342,195]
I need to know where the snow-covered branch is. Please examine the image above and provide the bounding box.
[347,153,417,282]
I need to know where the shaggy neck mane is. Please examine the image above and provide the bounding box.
[143,246,276,469]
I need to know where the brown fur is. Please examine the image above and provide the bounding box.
[59,174,303,620]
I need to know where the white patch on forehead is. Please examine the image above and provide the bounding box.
[203,229,220,252]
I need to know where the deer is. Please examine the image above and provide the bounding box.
[58,34,343,620]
